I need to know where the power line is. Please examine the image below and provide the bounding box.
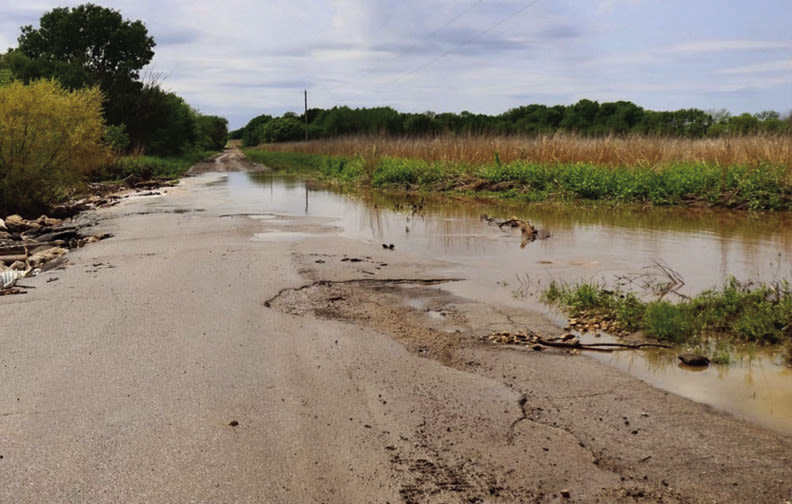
[395,0,484,60]
[385,0,545,89]
[316,0,484,98]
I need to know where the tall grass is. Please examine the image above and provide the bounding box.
[259,133,792,168]
[243,145,792,210]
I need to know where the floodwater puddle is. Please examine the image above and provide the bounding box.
[175,172,792,434]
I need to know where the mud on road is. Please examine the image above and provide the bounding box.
[265,246,792,503]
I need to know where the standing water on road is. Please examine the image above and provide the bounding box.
[157,171,792,435]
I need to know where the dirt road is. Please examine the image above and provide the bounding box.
[1,150,791,503]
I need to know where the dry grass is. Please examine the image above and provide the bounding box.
[259,134,792,168]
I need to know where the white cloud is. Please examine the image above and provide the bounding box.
[720,59,792,75]
[666,40,792,54]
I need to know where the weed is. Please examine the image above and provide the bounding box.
[541,276,792,353]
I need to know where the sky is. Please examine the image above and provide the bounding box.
[1,0,790,130]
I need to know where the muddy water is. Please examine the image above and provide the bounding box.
[168,172,792,434]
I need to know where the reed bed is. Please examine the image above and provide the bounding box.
[259,134,792,169]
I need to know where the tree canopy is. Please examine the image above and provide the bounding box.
[16,4,154,92]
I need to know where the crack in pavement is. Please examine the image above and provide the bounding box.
[506,394,529,445]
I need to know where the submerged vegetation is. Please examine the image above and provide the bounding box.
[243,134,792,210]
[541,276,792,356]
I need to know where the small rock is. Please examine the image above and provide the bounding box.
[560,489,571,498]
[532,344,543,351]
[678,354,710,367]
[228,420,239,427]
[4,215,30,232]
[29,247,68,268]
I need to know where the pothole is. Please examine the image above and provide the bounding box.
[264,278,474,366]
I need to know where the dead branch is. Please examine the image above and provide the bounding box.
[535,337,670,352]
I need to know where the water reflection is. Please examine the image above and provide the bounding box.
[193,172,792,434]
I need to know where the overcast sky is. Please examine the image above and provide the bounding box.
[2,0,791,129]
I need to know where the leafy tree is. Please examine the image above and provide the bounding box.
[241,114,273,146]
[11,4,158,146]
[260,117,304,143]
[0,80,108,216]
[16,4,154,92]
[128,84,198,156]
[195,115,229,150]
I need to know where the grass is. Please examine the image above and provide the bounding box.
[541,277,792,351]
[256,133,792,168]
[242,134,792,210]
[95,150,220,182]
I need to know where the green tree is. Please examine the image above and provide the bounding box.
[260,117,304,143]
[195,115,229,150]
[125,84,197,156]
[16,4,154,92]
[0,80,109,216]
[13,4,156,143]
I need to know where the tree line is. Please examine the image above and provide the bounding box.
[233,101,791,146]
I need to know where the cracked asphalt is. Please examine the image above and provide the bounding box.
[1,159,791,503]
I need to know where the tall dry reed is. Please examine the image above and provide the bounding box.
[259,134,792,168]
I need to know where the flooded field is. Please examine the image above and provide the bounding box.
[161,172,792,434]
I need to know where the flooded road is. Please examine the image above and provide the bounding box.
[168,171,792,434]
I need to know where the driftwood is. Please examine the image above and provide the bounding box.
[536,337,671,352]
[0,241,66,255]
[0,254,28,264]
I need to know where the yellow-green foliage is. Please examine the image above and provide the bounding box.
[0,79,109,215]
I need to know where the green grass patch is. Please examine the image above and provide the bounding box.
[240,149,792,210]
[97,150,219,181]
[242,149,368,183]
[542,277,792,349]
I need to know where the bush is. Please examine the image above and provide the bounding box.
[0,79,108,216]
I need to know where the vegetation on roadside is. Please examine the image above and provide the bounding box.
[0,4,228,216]
[0,80,109,216]
[98,151,218,182]
[242,142,792,210]
[541,277,792,359]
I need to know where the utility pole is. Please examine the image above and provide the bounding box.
[304,89,308,141]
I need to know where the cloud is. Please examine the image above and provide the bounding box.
[666,40,792,54]
[720,59,792,75]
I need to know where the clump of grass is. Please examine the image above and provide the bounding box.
[542,277,792,350]
[711,341,734,365]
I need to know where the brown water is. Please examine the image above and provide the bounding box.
[166,172,792,435]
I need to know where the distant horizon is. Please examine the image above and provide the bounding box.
[2,1,790,130]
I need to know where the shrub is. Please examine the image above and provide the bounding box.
[0,79,108,216]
